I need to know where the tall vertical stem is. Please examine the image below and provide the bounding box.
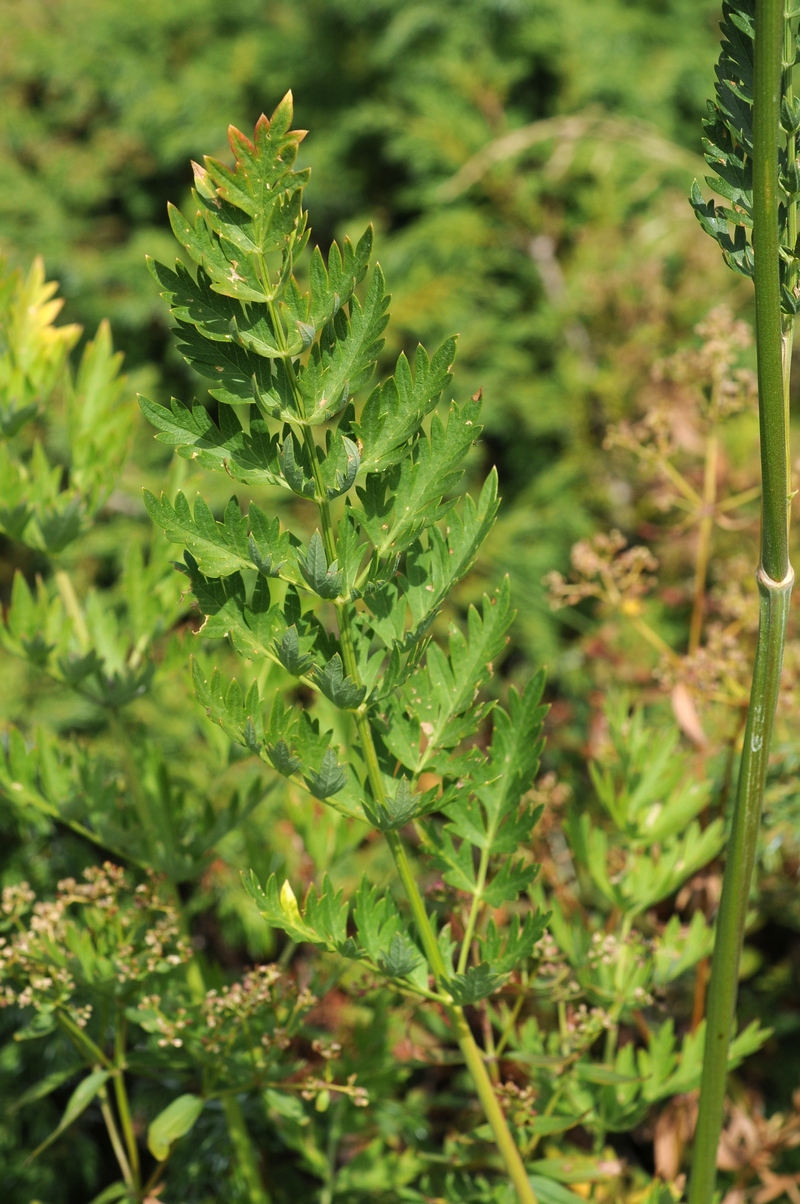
[783,5,798,461]
[689,2,794,1200]
[385,831,538,1204]
[113,1013,141,1185]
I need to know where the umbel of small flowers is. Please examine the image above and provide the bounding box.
[0,862,191,1028]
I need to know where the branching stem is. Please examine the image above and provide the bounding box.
[264,204,537,1204]
[98,1083,135,1190]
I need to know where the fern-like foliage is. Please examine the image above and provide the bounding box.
[0,258,132,552]
[691,0,800,310]
[143,93,546,1009]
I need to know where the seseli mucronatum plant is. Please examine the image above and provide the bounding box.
[141,93,547,1203]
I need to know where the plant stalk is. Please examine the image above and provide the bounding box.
[385,831,537,1204]
[267,268,536,1204]
[98,1083,136,1190]
[113,1013,140,1183]
[326,513,535,1203]
[689,2,794,1199]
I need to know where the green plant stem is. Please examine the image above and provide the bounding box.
[689,2,794,1199]
[319,1097,343,1204]
[113,1012,140,1185]
[108,706,268,1199]
[98,1082,136,1190]
[56,1008,114,1069]
[753,0,791,585]
[385,830,537,1204]
[265,284,536,1204]
[329,515,536,1204]
[783,5,797,459]
[457,847,490,975]
[690,571,792,1199]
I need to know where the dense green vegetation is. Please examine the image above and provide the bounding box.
[0,0,736,672]
[4,2,800,1202]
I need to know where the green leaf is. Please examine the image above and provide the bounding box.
[145,491,249,576]
[275,624,316,676]
[728,1018,771,1067]
[280,432,318,499]
[25,1069,110,1163]
[427,672,549,888]
[243,872,350,952]
[482,857,540,907]
[357,397,483,557]
[181,556,282,660]
[244,873,316,943]
[304,746,348,799]
[297,531,343,599]
[448,962,504,1005]
[191,659,263,750]
[266,738,301,776]
[314,653,366,709]
[306,227,373,329]
[574,1063,640,1086]
[264,1088,307,1122]
[6,1065,81,1114]
[173,320,273,406]
[653,911,714,987]
[86,1183,131,1204]
[147,257,239,341]
[168,95,308,305]
[139,395,284,487]
[297,265,389,424]
[249,506,292,577]
[146,491,292,580]
[364,777,442,832]
[148,1093,205,1161]
[478,913,546,975]
[527,1116,584,1136]
[319,434,361,500]
[379,930,426,980]
[529,1155,615,1184]
[425,836,478,900]
[394,580,512,773]
[527,1178,588,1204]
[481,673,547,821]
[354,338,457,474]
[367,469,500,655]
[352,878,405,964]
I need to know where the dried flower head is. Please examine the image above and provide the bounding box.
[0,863,191,1019]
[546,531,658,616]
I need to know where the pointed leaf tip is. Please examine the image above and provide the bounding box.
[280,879,303,927]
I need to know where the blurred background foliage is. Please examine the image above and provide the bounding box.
[0,0,744,673]
[6,1,800,1202]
